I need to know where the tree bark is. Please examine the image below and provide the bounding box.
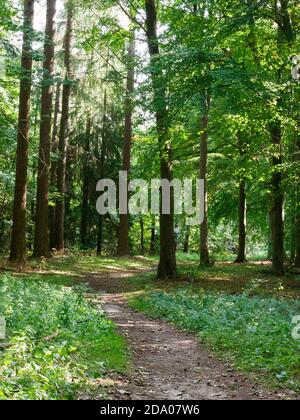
[294,206,300,267]
[267,209,273,260]
[277,0,294,44]
[150,215,156,254]
[117,33,135,256]
[80,119,91,249]
[270,123,285,275]
[294,114,300,266]
[53,4,72,251]
[10,0,35,263]
[97,91,107,256]
[236,180,247,263]
[268,1,294,274]
[200,92,211,266]
[140,217,144,255]
[183,224,190,254]
[145,0,177,279]
[49,81,61,250]
[33,0,56,258]
[97,215,103,256]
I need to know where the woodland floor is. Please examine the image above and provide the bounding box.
[1,255,299,400]
[83,268,297,401]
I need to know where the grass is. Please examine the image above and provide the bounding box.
[0,273,128,400]
[126,255,300,393]
[129,288,300,391]
[0,252,300,398]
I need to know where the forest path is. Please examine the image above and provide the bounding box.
[85,270,282,401]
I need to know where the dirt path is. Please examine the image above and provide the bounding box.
[85,271,287,401]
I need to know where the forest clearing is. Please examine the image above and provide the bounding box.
[0,0,300,403]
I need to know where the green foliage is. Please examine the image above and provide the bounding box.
[0,274,127,400]
[131,288,300,390]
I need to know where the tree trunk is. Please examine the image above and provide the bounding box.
[97,215,103,256]
[145,0,177,279]
[183,224,190,254]
[270,123,285,275]
[80,119,91,249]
[150,215,156,254]
[246,0,261,68]
[294,115,300,266]
[295,206,300,267]
[267,209,273,260]
[97,91,107,256]
[117,33,135,256]
[49,81,61,250]
[278,0,294,44]
[200,92,210,266]
[33,0,56,258]
[10,0,35,263]
[53,4,72,251]
[140,217,144,255]
[268,1,294,274]
[236,180,247,263]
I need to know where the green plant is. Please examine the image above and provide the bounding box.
[130,288,300,390]
[0,274,127,400]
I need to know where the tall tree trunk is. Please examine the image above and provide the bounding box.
[49,81,61,250]
[97,215,103,256]
[236,180,247,262]
[33,0,57,258]
[145,0,177,279]
[183,223,190,254]
[150,215,156,254]
[246,0,261,68]
[295,205,300,267]
[269,1,294,274]
[97,91,107,256]
[80,119,91,249]
[294,113,300,266]
[140,217,144,255]
[53,4,72,251]
[270,123,285,274]
[117,33,135,256]
[200,92,211,266]
[267,209,273,260]
[278,0,294,45]
[10,0,35,263]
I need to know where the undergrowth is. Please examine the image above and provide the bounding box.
[0,274,127,400]
[130,287,300,391]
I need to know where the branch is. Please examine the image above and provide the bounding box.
[115,0,146,32]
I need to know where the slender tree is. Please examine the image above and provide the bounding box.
[140,217,144,255]
[49,81,61,249]
[53,3,73,251]
[294,112,300,267]
[145,0,177,278]
[117,33,135,256]
[270,0,294,274]
[10,0,35,263]
[236,137,247,263]
[33,0,57,258]
[97,90,107,256]
[270,123,285,275]
[199,91,211,266]
[183,226,190,254]
[80,118,91,249]
[236,180,247,263]
[150,215,156,254]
